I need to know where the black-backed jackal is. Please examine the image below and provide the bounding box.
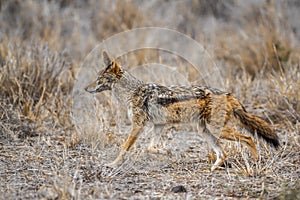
[85,51,279,171]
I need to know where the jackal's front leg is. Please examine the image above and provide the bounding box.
[106,124,144,167]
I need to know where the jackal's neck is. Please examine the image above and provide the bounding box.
[112,71,143,104]
[117,71,143,89]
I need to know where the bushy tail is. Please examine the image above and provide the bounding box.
[233,108,279,148]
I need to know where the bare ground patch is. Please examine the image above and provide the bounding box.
[1,123,299,199]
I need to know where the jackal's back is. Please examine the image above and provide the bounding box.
[129,84,213,124]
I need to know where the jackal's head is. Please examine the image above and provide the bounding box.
[85,51,123,93]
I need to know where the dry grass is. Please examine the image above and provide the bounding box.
[0,41,73,123]
[213,0,298,78]
[0,0,300,199]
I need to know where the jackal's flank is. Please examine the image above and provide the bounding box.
[85,51,279,171]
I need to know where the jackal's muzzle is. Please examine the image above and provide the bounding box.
[85,82,111,93]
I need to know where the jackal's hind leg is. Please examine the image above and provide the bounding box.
[106,124,144,167]
[220,126,258,160]
[210,144,226,172]
[200,125,226,171]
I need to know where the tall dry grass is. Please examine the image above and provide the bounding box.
[213,1,297,78]
[0,40,74,134]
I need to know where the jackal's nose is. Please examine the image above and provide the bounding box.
[85,85,97,93]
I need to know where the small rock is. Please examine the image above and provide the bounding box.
[171,185,187,193]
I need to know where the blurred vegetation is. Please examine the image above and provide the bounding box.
[0,0,299,199]
[0,0,299,129]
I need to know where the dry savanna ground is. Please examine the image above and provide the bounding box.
[0,0,300,199]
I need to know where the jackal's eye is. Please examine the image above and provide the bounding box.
[107,72,115,78]
[96,78,101,85]
[96,73,115,85]
[96,75,103,83]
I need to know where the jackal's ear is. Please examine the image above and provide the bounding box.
[102,50,123,75]
[103,50,114,67]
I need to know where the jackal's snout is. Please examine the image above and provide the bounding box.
[85,79,112,93]
[85,81,99,93]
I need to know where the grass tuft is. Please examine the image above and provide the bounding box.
[0,40,74,130]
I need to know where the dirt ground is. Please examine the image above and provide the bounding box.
[1,123,300,199]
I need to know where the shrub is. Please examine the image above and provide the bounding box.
[0,40,74,128]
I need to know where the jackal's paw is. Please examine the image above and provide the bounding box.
[147,147,170,155]
[211,164,221,172]
[105,162,117,168]
[210,157,225,172]
[105,157,123,168]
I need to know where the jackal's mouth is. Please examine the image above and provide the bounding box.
[85,85,111,93]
